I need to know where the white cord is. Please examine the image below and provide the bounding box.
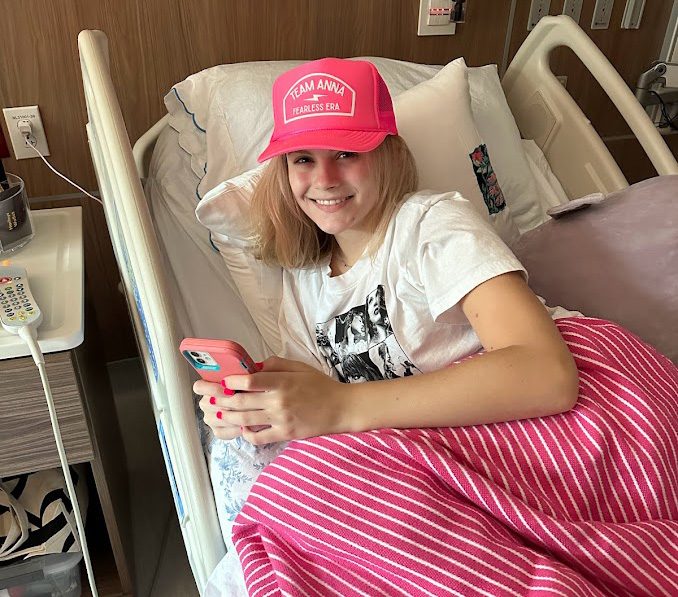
[22,133,103,206]
[17,326,99,597]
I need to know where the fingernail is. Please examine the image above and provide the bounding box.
[255,361,264,370]
[209,396,216,405]
[216,411,223,420]
[220,379,226,387]
[223,387,235,396]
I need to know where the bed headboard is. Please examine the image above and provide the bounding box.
[503,15,678,199]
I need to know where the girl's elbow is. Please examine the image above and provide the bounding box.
[550,351,579,414]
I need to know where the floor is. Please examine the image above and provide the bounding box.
[106,358,199,597]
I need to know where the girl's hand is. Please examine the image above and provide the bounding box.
[194,379,245,441]
[216,357,349,445]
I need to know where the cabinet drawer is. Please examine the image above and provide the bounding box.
[0,351,94,476]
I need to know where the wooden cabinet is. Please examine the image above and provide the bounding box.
[0,329,134,595]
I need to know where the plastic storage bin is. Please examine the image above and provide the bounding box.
[0,552,82,596]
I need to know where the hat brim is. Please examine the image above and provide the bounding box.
[257,129,391,163]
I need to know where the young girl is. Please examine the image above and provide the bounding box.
[196,59,678,595]
[195,57,580,444]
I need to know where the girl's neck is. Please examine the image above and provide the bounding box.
[332,232,371,271]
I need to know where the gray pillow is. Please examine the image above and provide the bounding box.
[511,176,678,364]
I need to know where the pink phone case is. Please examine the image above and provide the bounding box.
[179,338,257,383]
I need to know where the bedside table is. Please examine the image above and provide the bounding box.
[0,207,133,595]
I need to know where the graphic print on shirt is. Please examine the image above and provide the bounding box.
[315,285,420,383]
[470,143,506,215]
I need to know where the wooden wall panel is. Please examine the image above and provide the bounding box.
[0,0,675,360]
[607,133,678,183]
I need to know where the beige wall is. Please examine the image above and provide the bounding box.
[0,0,674,360]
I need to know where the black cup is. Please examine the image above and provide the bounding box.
[0,173,34,254]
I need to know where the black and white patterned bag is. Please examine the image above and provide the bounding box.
[0,466,87,564]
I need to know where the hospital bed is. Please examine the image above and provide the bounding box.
[77,15,678,593]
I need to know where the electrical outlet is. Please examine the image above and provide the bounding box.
[527,0,551,31]
[621,0,645,29]
[591,0,614,29]
[2,106,50,160]
[562,0,583,24]
[418,0,456,36]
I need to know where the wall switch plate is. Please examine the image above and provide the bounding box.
[418,0,457,36]
[2,106,50,160]
[562,0,583,24]
[528,0,551,31]
[621,0,645,29]
[591,0,614,29]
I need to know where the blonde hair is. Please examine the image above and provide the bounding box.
[250,135,418,268]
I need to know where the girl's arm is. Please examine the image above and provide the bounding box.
[203,271,578,444]
[340,271,579,432]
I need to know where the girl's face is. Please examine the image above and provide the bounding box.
[286,149,379,238]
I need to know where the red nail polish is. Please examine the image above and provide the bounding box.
[255,361,264,370]
[216,411,223,420]
[209,396,216,405]
[223,387,235,396]
[220,379,226,387]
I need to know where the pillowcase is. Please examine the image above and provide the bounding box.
[394,58,519,244]
[468,66,547,234]
[189,58,520,244]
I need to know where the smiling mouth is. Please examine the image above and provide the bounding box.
[308,195,354,206]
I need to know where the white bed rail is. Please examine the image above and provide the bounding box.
[503,15,678,199]
[77,30,224,593]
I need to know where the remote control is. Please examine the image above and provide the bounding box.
[0,265,43,334]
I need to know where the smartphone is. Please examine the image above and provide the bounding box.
[179,338,258,383]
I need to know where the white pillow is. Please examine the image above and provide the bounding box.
[195,165,283,353]
[179,58,520,243]
[468,65,547,234]
[166,58,557,241]
[394,58,519,244]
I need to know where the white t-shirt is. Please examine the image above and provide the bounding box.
[278,191,576,382]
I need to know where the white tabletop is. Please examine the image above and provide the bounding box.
[0,207,83,359]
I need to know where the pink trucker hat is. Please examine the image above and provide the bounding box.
[258,58,398,162]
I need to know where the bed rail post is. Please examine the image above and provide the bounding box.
[77,29,225,593]
[503,15,678,198]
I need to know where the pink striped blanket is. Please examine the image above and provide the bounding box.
[233,318,678,596]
